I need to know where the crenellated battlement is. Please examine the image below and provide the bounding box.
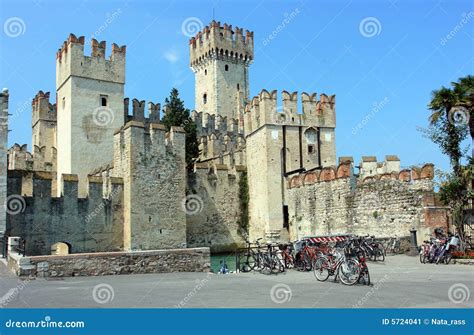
[356,155,400,179]
[189,21,254,68]
[123,98,161,124]
[7,170,123,199]
[191,111,242,136]
[56,33,126,87]
[191,111,245,164]
[32,91,56,126]
[244,89,336,135]
[113,121,186,168]
[287,160,435,189]
[197,133,246,166]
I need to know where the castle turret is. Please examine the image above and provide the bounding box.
[190,21,254,122]
[0,89,8,235]
[55,34,126,196]
[31,91,57,170]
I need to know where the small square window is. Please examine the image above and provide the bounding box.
[308,145,315,154]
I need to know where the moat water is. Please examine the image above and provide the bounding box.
[210,253,237,273]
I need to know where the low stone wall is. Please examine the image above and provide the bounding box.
[7,247,210,277]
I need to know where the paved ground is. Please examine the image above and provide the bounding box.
[0,255,472,308]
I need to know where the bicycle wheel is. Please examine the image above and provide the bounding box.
[240,254,255,272]
[359,265,370,286]
[304,252,313,271]
[445,252,452,265]
[375,248,385,262]
[339,259,360,285]
[313,257,330,281]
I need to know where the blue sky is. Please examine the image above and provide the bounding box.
[1,0,472,172]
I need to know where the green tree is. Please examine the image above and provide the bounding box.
[424,76,472,241]
[161,88,199,168]
[452,75,474,141]
[427,86,467,174]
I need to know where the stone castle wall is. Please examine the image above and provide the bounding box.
[186,163,247,252]
[286,162,448,244]
[6,171,124,256]
[8,247,210,278]
[0,89,8,235]
[113,121,187,251]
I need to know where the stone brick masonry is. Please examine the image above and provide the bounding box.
[8,247,210,277]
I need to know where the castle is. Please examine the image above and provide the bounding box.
[1,21,449,257]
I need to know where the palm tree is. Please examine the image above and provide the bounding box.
[452,75,474,141]
[428,86,463,174]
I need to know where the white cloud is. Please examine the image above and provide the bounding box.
[163,49,179,64]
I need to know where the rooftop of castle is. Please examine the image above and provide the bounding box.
[56,33,126,62]
[189,20,254,45]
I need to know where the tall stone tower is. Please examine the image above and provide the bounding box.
[55,34,126,196]
[189,21,254,121]
[244,90,336,242]
[31,91,57,169]
[0,89,8,235]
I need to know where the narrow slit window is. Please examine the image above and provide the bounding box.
[100,95,108,107]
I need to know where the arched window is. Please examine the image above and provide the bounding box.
[225,64,229,71]
[203,93,207,104]
[100,95,108,107]
[204,69,207,75]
